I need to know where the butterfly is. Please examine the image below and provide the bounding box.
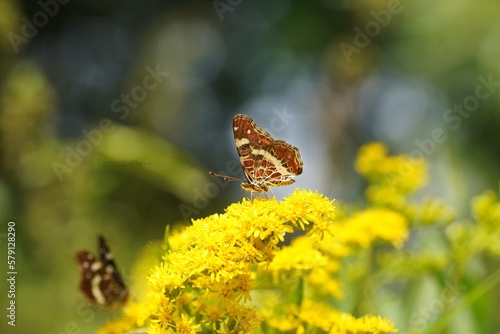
[210,114,303,194]
[75,235,128,307]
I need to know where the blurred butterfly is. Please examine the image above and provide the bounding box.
[76,235,128,307]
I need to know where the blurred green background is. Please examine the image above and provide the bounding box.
[0,0,499,333]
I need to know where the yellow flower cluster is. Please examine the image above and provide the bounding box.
[353,143,500,319]
[99,189,403,334]
[450,187,500,258]
[355,143,457,227]
[255,207,407,332]
[355,142,428,210]
[473,188,500,229]
[333,208,408,249]
[408,197,456,226]
[263,300,396,334]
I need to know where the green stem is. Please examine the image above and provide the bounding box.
[296,275,304,307]
[421,268,500,334]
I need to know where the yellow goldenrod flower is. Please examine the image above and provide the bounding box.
[298,300,397,334]
[94,142,500,334]
[355,143,428,209]
[409,197,456,226]
[354,142,388,176]
[98,318,136,334]
[334,208,408,249]
[281,189,336,240]
[365,185,407,210]
[473,188,500,229]
[175,314,202,334]
[99,188,401,334]
[269,237,328,271]
[268,317,301,332]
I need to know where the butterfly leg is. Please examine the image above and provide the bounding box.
[268,188,276,199]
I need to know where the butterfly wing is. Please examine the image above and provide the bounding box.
[233,114,273,190]
[267,139,303,187]
[76,236,128,308]
[98,236,129,306]
[76,250,99,304]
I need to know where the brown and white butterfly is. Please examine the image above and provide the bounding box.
[210,114,303,194]
[76,235,128,307]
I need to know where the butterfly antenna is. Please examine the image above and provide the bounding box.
[208,171,244,183]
